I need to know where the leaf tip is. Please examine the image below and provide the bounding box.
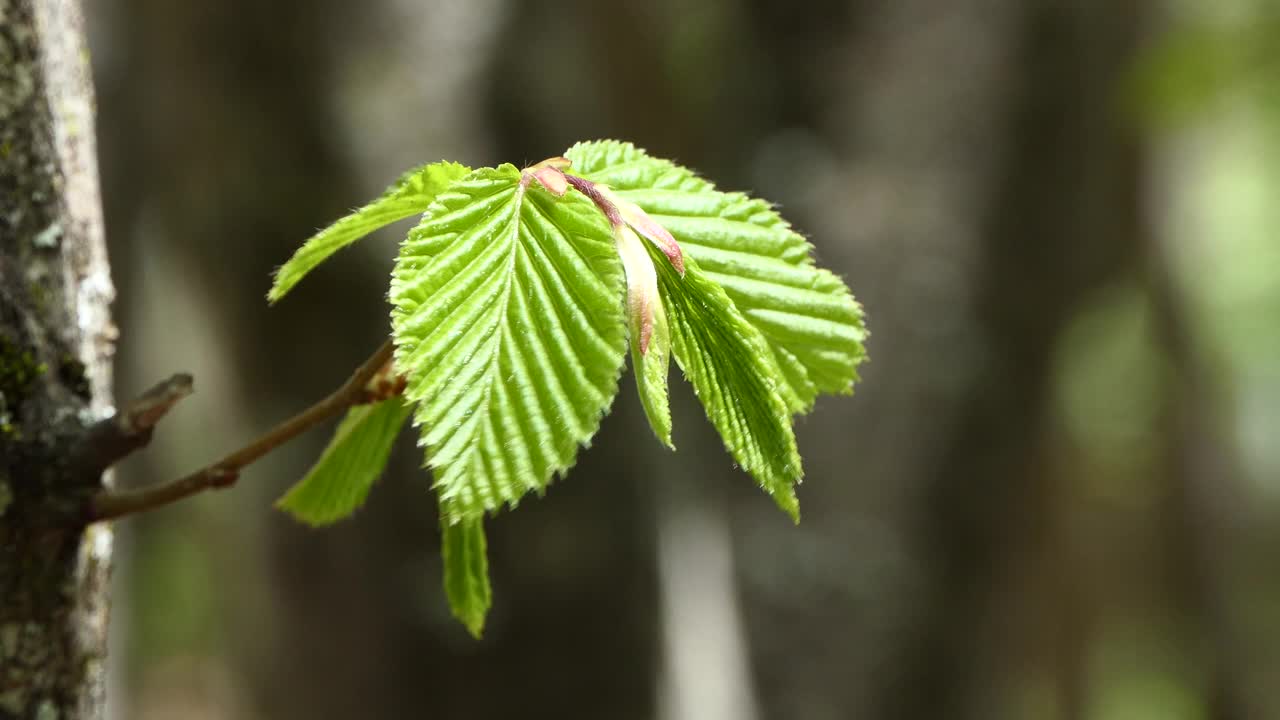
[442,515,494,642]
[461,615,486,639]
[274,494,332,528]
[777,490,801,524]
[266,274,289,305]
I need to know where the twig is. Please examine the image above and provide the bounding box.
[87,340,396,523]
[72,373,195,476]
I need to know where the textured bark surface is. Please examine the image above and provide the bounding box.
[0,0,116,718]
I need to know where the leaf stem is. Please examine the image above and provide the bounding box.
[86,340,396,523]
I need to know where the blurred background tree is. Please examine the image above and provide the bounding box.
[83,0,1280,718]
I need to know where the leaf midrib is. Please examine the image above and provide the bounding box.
[457,182,527,471]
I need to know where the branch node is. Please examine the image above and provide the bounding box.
[208,468,239,488]
[122,373,194,434]
[72,372,194,477]
[84,340,394,523]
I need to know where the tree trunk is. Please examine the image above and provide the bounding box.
[0,0,116,718]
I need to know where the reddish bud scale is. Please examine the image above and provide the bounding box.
[530,167,569,196]
[531,156,572,171]
[559,172,686,357]
[523,157,571,196]
[361,360,408,403]
[611,195,685,276]
[564,175,623,227]
[614,225,658,355]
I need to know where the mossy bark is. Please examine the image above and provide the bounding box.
[0,0,116,718]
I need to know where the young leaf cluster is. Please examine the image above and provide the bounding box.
[267,140,867,637]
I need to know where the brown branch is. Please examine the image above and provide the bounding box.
[72,373,195,477]
[86,340,396,523]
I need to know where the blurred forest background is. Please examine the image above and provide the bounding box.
[81,0,1280,718]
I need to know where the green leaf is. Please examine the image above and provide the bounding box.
[613,218,674,448]
[269,161,470,303]
[275,398,413,526]
[442,516,491,638]
[389,165,628,522]
[633,299,673,448]
[566,140,867,413]
[652,249,802,520]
